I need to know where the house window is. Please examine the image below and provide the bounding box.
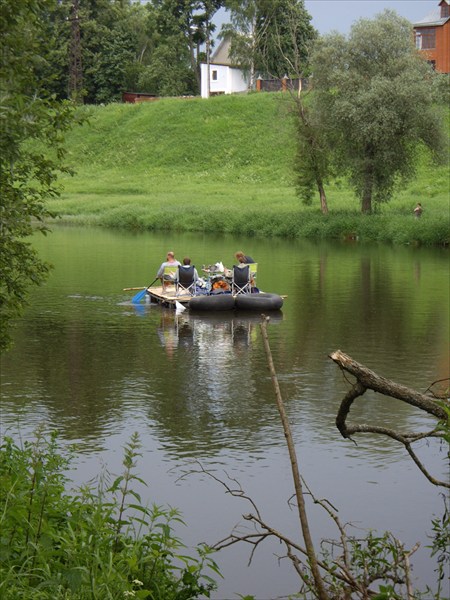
[415,28,436,49]
[441,4,449,18]
[212,70,218,81]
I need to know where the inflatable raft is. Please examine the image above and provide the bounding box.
[189,292,283,312]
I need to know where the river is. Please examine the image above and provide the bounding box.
[1,226,448,599]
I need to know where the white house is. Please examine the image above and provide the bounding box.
[200,37,248,98]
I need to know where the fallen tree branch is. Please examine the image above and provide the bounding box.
[330,350,447,419]
[330,350,449,488]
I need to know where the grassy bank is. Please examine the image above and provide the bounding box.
[51,93,449,245]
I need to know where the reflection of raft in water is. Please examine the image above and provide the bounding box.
[145,285,284,312]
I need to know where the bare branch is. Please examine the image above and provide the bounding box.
[261,316,329,600]
[330,350,449,488]
[330,350,448,419]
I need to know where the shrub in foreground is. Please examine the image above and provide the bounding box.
[0,430,219,599]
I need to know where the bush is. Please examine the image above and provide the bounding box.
[0,429,219,599]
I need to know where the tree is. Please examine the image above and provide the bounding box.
[0,0,76,351]
[222,0,315,88]
[31,0,224,101]
[221,0,262,89]
[294,91,330,214]
[195,0,223,97]
[255,0,316,79]
[141,0,208,96]
[309,10,447,214]
[80,0,143,103]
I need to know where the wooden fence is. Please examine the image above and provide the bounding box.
[256,77,309,93]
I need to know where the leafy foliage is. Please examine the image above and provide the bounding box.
[0,0,77,351]
[0,430,219,599]
[307,10,448,213]
[255,0,316,78]
[222,0,316,85]
[23,0,218,103]
[292,93,330,212]
[426,499,450,600]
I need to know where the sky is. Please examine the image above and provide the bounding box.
[303,0,437,34]
[214,1,437,36]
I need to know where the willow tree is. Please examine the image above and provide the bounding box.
[308,10,447,214]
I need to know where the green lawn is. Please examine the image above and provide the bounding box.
[49,93,449,245]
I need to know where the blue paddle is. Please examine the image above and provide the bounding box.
[131,278,158,304]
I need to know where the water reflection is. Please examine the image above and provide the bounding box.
[157,309,283,360]
[1,227,448,599]
[148,310,286,459]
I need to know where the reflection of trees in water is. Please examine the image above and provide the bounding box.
[268,249,449,453]
[1,314,143,451]
[287,249,448,374]
[3,239,447,463]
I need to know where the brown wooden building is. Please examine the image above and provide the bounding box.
[122,92,158,103]
[413,0,450,73]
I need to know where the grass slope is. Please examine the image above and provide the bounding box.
[52,93,449,245]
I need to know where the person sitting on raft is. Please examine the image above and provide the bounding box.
[235,251,255,265]
[234,251,257,290]
[156,251,181,285]
[175,257,199,282]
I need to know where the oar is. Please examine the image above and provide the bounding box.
[131,278,158,304]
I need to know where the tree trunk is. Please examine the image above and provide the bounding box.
[319,182,328,214]
[361,161,373,214]
[206,34,211,98]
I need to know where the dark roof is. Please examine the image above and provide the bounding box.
[413,4,450,27]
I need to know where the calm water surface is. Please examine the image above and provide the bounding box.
[1,226,448,599]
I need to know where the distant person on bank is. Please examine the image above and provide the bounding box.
[413,203,423,218]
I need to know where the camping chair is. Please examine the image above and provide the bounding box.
[232,264,251,295]
[248,263,258,287]
[176,265,197,296]
[162,265,178,292]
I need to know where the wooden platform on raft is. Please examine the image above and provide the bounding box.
[143,285,288,310]
[146,285,192,307]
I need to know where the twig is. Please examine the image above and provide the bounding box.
[261,316,329,600]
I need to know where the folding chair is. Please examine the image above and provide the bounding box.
[176,265,197,296]
[232,264,251,295]
[248,263,258,287]
[162,265,178,292]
